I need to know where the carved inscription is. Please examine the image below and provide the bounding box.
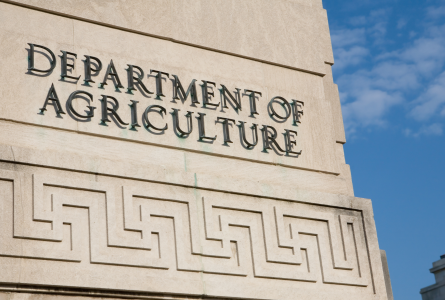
[27,43,304,157]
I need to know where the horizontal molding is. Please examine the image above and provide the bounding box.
[0,118,341,176]
[0,284,257,300]
[0,159,359,211]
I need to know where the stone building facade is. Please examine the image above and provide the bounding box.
[421,255,445,300]
[0,0,392,299]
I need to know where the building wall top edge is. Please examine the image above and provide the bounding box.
[1,0,332,76]
[420,279,445,294]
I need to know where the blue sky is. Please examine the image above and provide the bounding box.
[324,0,445,299]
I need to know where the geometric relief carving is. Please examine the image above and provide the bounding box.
[0,169,371,287]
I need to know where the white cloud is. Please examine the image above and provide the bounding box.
[349,16,367,26]
[409,71,445,121]
[397,19,407,29]
[426,5,445,19]
[332,46,369,70]
[376,26,445,73]
[369,9,388,19]
[363,62,419,91]
[342,89,402,132]
[331,28,366,48]
[332,7,445,136]
[400,37,445,75]
[346,9,390,27]
[404,123,443,137]
[370,22,387,43]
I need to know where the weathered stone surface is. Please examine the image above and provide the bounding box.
[0,0,390,299]
[7,0,333,74]
[380,250,394,300]
[0,165,386,299]
[0,2,339,175]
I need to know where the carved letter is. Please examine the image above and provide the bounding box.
[99,95,129,126]
[202,81,220,108]
[245,89,262,117]
[84,55,103,84]
[150,69,169,99]
[60,51,80,81]
[101,60,124,89]
[127,65,153,95]
[292,100,304,125]
[284,129,301,156]
[27,43,56,74]
[143,105,168,131]
[239,121,258,149]
[261,125,285,153]
[67,90,96,118]
[40,84,65,115]
[220,85,241,112]
[172,75,199,106]
[172,108,193,136]
[129,100,141,129]
[268,96,291,122]
[197,113,217,142]
[217,117,236,145]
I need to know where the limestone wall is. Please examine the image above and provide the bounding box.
[0,1,389,299]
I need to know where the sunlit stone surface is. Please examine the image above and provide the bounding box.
[0,0,392,299]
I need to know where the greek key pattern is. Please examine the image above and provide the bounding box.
[0,169,370,287]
